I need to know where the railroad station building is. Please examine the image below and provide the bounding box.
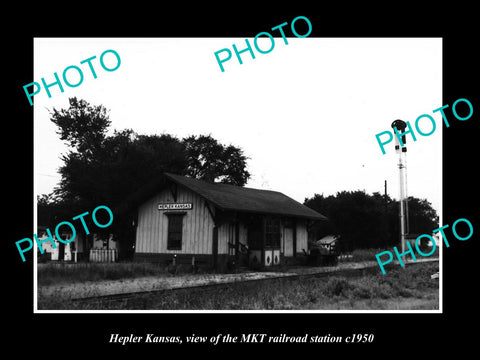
[134,173,327,270]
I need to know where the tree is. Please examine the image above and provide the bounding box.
[404,197,439,234]
[50,97,111,157]
[305,191,391,252]
[183,134,250,186]
[50,97,112,208]
[304,191,439,252]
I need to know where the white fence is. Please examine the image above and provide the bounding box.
[89,249,118,262]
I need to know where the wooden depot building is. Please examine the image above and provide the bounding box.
[134,173,327,270]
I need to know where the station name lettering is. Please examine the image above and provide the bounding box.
[158,203,193,210]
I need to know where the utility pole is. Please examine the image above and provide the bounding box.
[384,179,388,212]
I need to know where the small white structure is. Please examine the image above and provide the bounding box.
[89,234,117,262]
[36,226,117,262]
[36,226,79,261]
[316,234,338,247]
[407,233,439,249]
[39,237,75,261]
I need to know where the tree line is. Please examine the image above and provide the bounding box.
[304,191,439,252]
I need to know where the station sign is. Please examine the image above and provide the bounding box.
[158,203,193,210]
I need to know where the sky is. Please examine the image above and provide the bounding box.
[33,37,442,214]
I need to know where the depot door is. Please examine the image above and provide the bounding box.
[284,226,294,257]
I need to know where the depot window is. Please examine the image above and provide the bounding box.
[265,218,281,247]
[165,213,185,250]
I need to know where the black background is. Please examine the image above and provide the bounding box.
[5,4,478,356]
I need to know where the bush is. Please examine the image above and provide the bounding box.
[351,285,372,299]
[371,282,396,299]
[324,277,351,297]
[347,277,394,299]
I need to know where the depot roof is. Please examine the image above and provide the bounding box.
[164,173,327,220]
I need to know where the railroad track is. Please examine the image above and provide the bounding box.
[71,258,438,306]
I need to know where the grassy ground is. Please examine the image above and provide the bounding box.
[38,261,439,311]
[37,261,198,286]
[135,262,438,311]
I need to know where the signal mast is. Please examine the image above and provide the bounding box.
[391,119,410,254]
